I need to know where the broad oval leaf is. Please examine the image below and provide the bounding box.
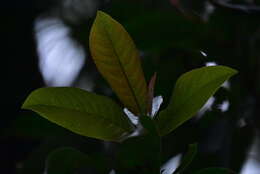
[89,11,148,115]
[22,87,134,141]
[155,66,237,136]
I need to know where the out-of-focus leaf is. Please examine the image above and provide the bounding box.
[22,87,134,142]
[17,133,106,174]
[156,66,237,136]
[46,147,91,174]
[173,143,197,174]
[117,116,161,174]
[89,11,148,115]
[192,167,236,174]
[140,115,159,136]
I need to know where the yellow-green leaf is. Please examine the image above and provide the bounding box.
[156,66,238,136]
[22,87,134,142]
[89,11,148,115]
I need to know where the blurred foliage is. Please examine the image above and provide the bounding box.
[2,0,260,173]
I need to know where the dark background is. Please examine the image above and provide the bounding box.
[1,0,260,173]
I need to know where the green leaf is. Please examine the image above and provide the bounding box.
[46,147,91,174]
[118,120,161,173]
[89,11,148,115]
[156,66,237,136]
[140,115,159,136]
[22,87,134,142]
[173,143,197,174]
[192,167,236,174]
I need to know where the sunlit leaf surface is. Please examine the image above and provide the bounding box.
[156,66,237,136]
[22,87,134,141]
[89,11,148,115]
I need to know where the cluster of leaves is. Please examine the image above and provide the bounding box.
[22,11,237,174]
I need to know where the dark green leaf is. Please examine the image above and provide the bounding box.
[117,124,161,174]
[156,66,237,136]
[140,115,159,135]
[89,11,148,115]
[173,143,197,174]
[22,87,134,142]
[46,147,90,174]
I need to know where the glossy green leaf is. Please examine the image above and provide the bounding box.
[89,11,148,115]
[173,143,197,174]
[22,87,134,142]
[156,66,237,136]
[192,167,236,174]
[46,147,91,174]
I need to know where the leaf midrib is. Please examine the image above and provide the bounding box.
[25,104,132,133]
[102,19,143,114]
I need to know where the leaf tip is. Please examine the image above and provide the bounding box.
[21,95,33,111]
[21,88,43,111]
[230,68,238,76]
[223,66,238,81]
[224,65,238,75]
[96,10,105,16]
[96,10,109,21]
[21,102,27,109]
